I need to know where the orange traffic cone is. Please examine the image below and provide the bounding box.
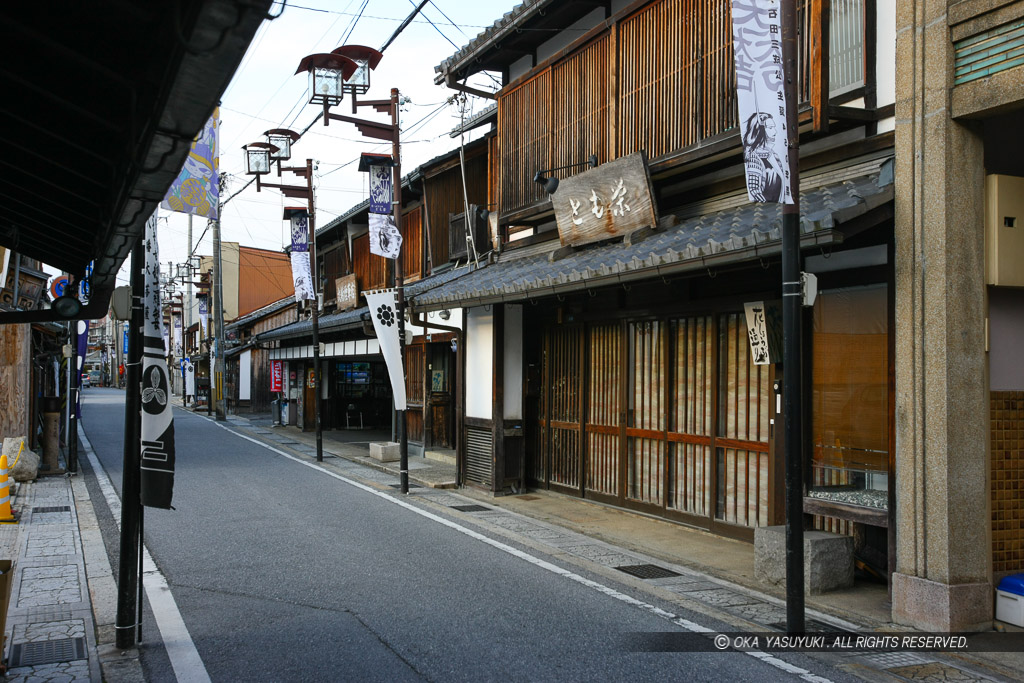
[0,455,17,523]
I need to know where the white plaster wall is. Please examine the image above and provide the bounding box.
[876,0,896,108]
[239,349,251,400]
[536,8,606,64]
[509,54,533,83]
[466,307,493,419]
[504,304,523,420]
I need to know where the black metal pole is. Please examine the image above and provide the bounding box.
[308,158,323,463]
[391,87,409,495]
[115,236,144,650]
[782,0,804,634]
[137,504,144,643]
[68,322,79,474]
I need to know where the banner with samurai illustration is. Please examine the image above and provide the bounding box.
[289,212,315,302]
[161,107,220,218]
[140,214,176,509]
[731,0,794,204]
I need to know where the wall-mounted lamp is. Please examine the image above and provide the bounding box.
[439,309,451,321]
[533,154,598,194]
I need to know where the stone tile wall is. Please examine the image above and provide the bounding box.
[992,391,1024,574]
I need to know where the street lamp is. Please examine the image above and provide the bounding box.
[264,129,301,174]
[242,142,278,175]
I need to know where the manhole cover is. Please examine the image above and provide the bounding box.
[450,504,490,512]
[388,483,423,489]
[9,637,86,668]
[33,506,71,514]
[615,564,681,579]
[517,495,540,501]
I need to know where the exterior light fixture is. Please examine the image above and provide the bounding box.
[533,154,599,195]
[242,142,279,175]
[294,52,359,107]
[330,45,383,97]
[51,294,82,318]
[264,129,300,164]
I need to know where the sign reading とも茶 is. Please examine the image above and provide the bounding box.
[551,152,657,248]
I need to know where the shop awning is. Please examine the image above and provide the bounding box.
[412,161,894,311]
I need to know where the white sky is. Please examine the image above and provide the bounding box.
[119,0,519,288]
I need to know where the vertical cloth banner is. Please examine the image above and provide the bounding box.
[270,360,283,393]
[173,315,182,356]
[369,163,393,215]
[198,294,209,338]
[161,107,219,219]
[75,320,89,419]
[364,289,406,410]
[731,0,794,205]
[289,212,315,302]
[140,214,176,509]
[369,212,402,260]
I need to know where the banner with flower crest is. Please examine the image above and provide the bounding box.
[364,288,406,410]
[140,213,176,509]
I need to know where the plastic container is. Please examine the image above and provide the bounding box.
[996,574,1024,627]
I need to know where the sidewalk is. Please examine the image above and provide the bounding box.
[214,405,1024,683]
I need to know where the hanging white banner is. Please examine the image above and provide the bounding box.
[141,214,176,509]
[364,288,406,410]
[369,212,402,260]
[731,0,794,204]
[290,250,315,302]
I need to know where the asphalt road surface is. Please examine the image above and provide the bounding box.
[79,387,860,682]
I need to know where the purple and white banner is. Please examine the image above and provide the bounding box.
[173,315,182,356]
[369,212,402,260]
[289,213,315,302]
[161,107,219,219]
[74,320,89,418]
[198,294,209,337]
[140,214,176,509]
[369,163,393,215]
[731,0,794,204]
[364,288,406,410]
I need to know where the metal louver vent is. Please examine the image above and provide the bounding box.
[465,425,493,487]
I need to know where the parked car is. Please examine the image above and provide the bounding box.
[81,373,91,388]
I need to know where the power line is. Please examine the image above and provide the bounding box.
[380,0,430,53]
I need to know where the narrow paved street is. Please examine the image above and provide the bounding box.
[79,388,859,682]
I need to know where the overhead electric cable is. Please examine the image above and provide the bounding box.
[379,0,430,53]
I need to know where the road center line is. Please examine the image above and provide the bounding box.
[209,417,834,683]
[79,428,213,683]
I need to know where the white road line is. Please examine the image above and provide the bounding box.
[79,429,212,683]
[207,417,835,683]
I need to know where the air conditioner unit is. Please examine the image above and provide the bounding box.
[986,174,1024,286]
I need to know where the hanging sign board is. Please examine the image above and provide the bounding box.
[731,0,794,204]
[335,273,359,311]
[551,152,657,248]
[744,300,783,365]
[270,360,283,392]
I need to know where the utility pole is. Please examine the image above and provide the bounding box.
[306,158,324,463]
[781,0,805,634]
[390,87,409,495]
[186,214,193,395]
[212,208,226,421]
[115,236,144,649]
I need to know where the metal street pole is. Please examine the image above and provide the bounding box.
[782,0,805,634]
[305,158,324,463]
[115,236,144,650]
[186,214,193,401]
[213,212,226,421]
[390,87,409,495]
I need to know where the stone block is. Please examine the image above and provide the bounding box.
[755,525,854,595]
[369,442,400,463]
[2,437,39,482]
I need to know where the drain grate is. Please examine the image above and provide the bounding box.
[33,506,71,514]
[450,504,490,512]
[9,637,87,668]
[614,564,682,580]
[388,483,423,489]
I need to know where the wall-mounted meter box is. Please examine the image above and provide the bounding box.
[986,174,1024,287]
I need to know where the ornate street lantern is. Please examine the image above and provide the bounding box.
[331,45,383,97]
[294,53,358,106]
[241,142,278,175]
[264,129,300,163]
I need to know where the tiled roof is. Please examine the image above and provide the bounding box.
[256,265,475,342]
[226,295,295,331]
[412,163,894,310]
[434,1,549,80]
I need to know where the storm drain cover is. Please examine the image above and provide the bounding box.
[450,504,490,512]
[388,484,423,489]
[9,637,87,668]
[33,506,71,514]
[517,495,541,501]
[614,564,681,580]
